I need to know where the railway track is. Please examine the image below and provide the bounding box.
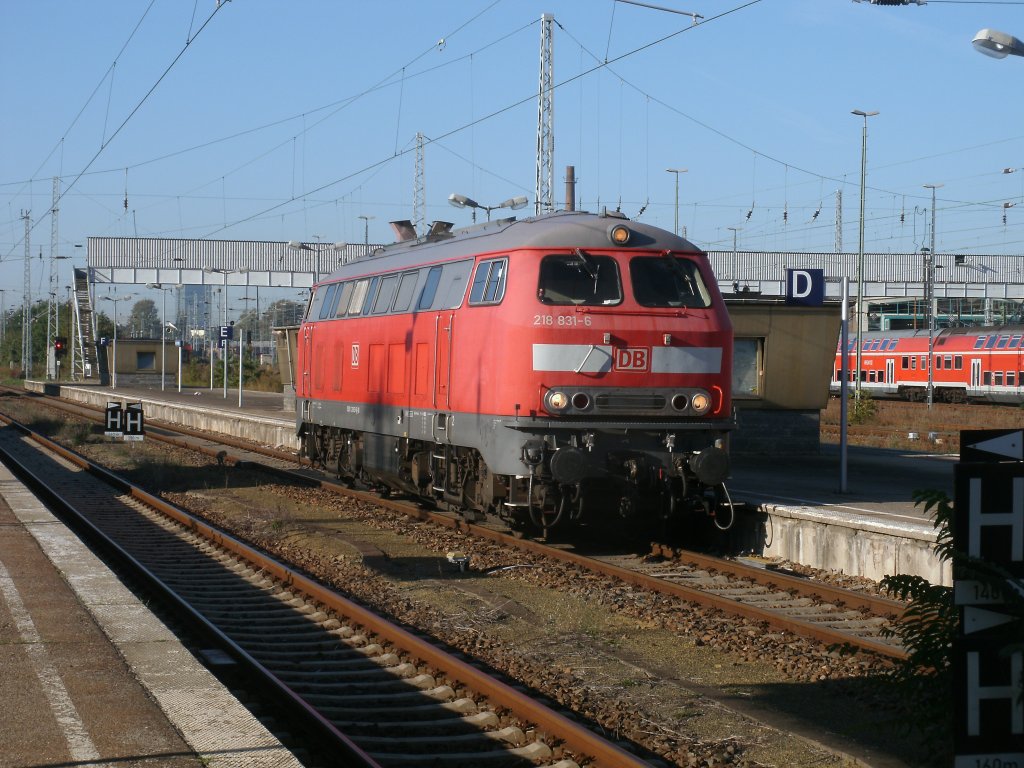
[0,411,651,768]
[3,386,909,664]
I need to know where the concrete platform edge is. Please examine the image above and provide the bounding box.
[0,461,305,768]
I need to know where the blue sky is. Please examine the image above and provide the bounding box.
[3,0,1024,308]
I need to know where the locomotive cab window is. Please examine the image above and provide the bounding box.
[537,252,621,306]
[629,256,711,308]
[469,258,508,305]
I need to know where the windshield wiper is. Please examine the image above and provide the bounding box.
[573,248,598,281]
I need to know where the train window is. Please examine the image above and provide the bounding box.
[984,372,993,386]
[1008,372,1016,386]
[438,261,473,309]
[944,355,952,369]
[307,287,326,320]
[974,336,987,349]
[373,275,401,314]
[630,256,710,308]
[361,277,381,315]
[538,253,622,306]
[888,340,899,351]
[318,283,339,320]
[995,372,1004,386]
[921,355,928,370]
[997,336,1010,349]
[985,336,998,349]
[417,267,443,310]
[911,357,917,370]
[901,356,909,369]
[392,271,419,312]
[1011,335,1023,349]
[934,357,942,370]
[335,282,355,317]
[469,258,508,305]
[347,280,371,316]
[954,355,963,370]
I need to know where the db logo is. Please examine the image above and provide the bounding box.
[614,347,650,372]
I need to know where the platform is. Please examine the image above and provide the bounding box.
[0,444,304,767]
[25,380,953,585]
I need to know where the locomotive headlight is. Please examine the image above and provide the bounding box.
[544,390,570,412]
[690,391,712,414]
[608,224,631,245]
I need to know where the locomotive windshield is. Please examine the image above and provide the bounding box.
[630,255,712,308]
[537,252,622,306]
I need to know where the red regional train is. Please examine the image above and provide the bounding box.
[295,209,735,533]
[832,325,1024,403]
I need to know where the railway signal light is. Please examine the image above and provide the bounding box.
[53,337,67,357]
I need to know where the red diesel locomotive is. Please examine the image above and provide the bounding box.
[832,325,1024,403]
[296,209,734,532]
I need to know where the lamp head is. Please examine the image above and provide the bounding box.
[973,28,1022,59]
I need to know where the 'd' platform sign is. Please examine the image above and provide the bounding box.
[784,268,824,307]
[953,429,1024,765]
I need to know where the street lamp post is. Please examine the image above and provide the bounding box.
[852,109,879,400]
[447,194,529,223]
[727,226,741,279]
[923,182,943,409]
[100,294,134,389]
[665,168,687,236]
[146,283,177,392]
[358,215,375,245]
[204,268,246,398]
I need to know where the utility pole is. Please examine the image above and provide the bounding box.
[21,210,31,377]
[535,13,554,216]
[47,177,59,379]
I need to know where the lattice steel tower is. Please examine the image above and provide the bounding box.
[414,132,425,236]
[834,189,843,253]
[535,13,554,215]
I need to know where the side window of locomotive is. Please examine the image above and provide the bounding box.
[469,257,508,305]
[318,283,339,320]
[439,260,473,309]
[347,279,371,316]
[629,257,711,308]
[373,275,400,314]
[306,287,325,320]
[416,266,443,310]
[361,277,381,316]
[334,282,355,318]
[392,271,419,312]
[537,253,622,306]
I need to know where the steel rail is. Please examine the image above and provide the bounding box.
[0,411,652,768]
[8,386,908,660]
[0,414,383,768]
[647,543,907,619]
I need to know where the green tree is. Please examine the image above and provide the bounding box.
[127,299,160,338]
